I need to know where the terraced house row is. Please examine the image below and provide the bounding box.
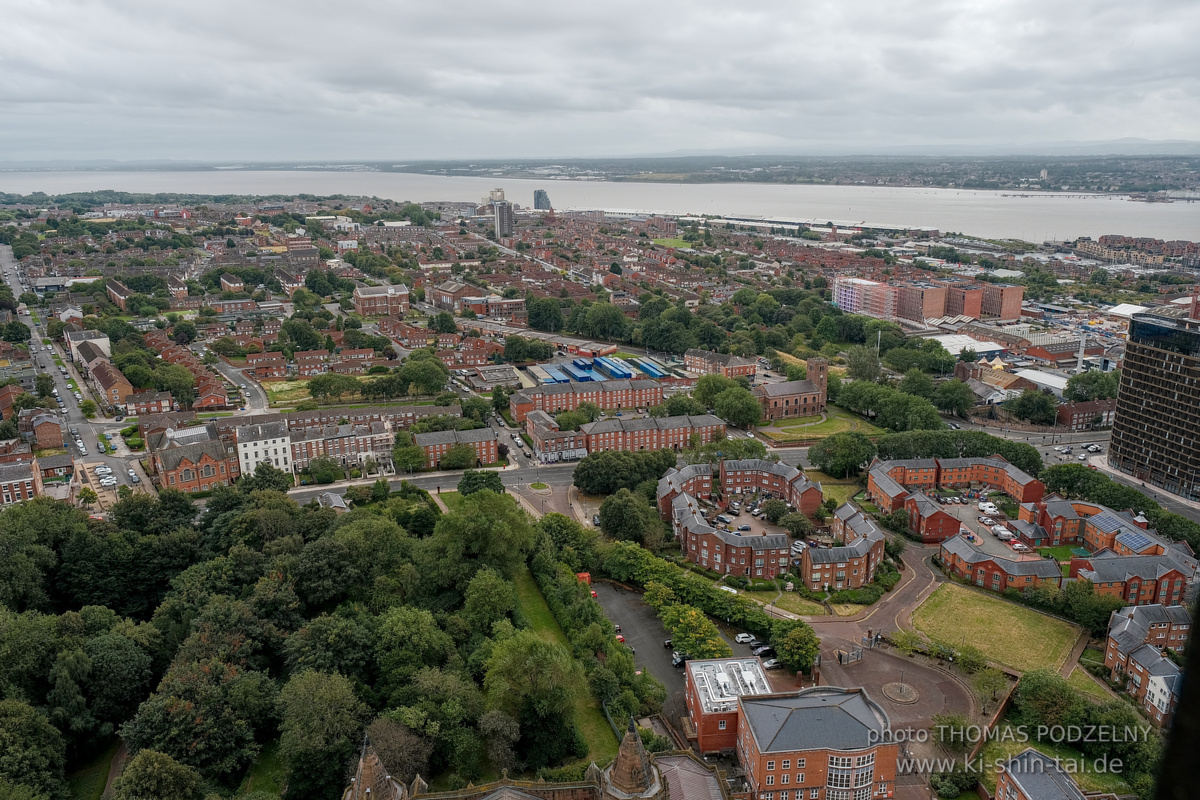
[509,378,663,423]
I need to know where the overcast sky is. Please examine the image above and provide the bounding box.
[3,0,1199,162]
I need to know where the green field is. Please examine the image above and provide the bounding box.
[66,740,117,800]
[513,569,619,765]
[1067,667,1113,703]
[264,380,311,405]
[759,408,885,442]
[236,740,285,798]
[744,590,826,616]
[652,238,692,248]
[439,490,465,512]
[815,482,859,507]
[1037,545,1078,561]
[912,584,1079,672]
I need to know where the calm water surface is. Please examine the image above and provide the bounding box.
[2,171,1198,241]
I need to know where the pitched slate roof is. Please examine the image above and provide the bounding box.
[1107,604,1194,657]
[1002,749,1087,800]
[156,440,230,472]
[740,688,889,753]
[940,536,1064,579]
[755,379,820,397]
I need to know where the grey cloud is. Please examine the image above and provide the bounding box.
[0,0,1198,160]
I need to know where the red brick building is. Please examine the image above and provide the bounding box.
[246,352,288,379]
[685,657,772,755]
[980,283,1025,321]
[1104,603,1191,689]
[0,461,42,506]
[1055,398,1117,431]
[126,390,174,416]
[996,750,1087,800]
[413,428,498,469]
[352,283,410,316]
[803,505,886,591]
[509,379,663,423]
[1070,550,1195,607]
[896,282,947,323]
[684,348,757,382]
[939,535,1064,592]
[580,414,725,454]
[754,359,827,421]
[736,688,898,800]
[670,493,792,579]
[106,279,132,311]
[91,361,134,409]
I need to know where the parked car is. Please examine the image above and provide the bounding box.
[671,652,689,668]
[1078,454,1088,461]
[1013,542,1030,552]
[734,633,755,644]
[748,639,766,651]
[752,646,776,658]
[737,524,751,531]
[663,639,672,649]
[130,475,140,484]
[716,515,731,524]
[590,590,597,598]
[615,634,625,643]
[761,658,783,670]
[592,515,600,526]
[99,478,117,487]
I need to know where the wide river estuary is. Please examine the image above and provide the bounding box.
[2,171,1198,241]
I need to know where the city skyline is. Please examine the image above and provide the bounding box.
[3,0,1199,162]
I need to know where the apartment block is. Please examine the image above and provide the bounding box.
[896,282,947,323]
[980,283,1025,321]
[352,283,410,316]
[684,349,758,381]
[1109,309,1200,501]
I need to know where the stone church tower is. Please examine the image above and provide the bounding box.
[601,719,666,800]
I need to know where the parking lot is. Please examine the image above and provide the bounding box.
[705,495,792,540]
[593,581,797,732]
[937,495,1043,560]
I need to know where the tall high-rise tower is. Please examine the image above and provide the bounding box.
[493,201,514,237]
[1109,294,1200,500]
[533,189,551,210]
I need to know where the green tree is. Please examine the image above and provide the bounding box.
[392,430,427,473]
[2,322,31,344]
[458,469,503,496]
[153,363,196,407]
[77,487,98,509]
[973,667,1008,702]
[420,491,536,590]
[239,462,294,492]
[845,345,881,382]
[484,629,582,719]
[660,394,706,417]
[1007,389,1058,425]
[779,512,813,539]
[527,298,565,332]
[761,499,788,524]
[491,386,510,413]
[112,750,202,800]
[808,432,877,478]
[171,320,197,345]
[440,442,478,469]
[933,379,975,418]
[0,700,66,799]
[80,399,97,418]
[582,303,629,341]
[598,488,652,543]
[693,374,736,407]
[1064,370,1119,402]
[659,604,731,659]
[898,368,934,399]
[771,622,820,673]
[431,312,458,334]
[713,387,761,427]
[34,374,53,398]
[278,671,368,800]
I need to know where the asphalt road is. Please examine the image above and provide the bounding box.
[2,245,148,492]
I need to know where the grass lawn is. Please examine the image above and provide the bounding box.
[235,740,285,798]
[1079,646,1106,669]
[1067,668,1113,703]
[652,238,692,248]
[743,590,826,616]
[264,380,311,405]
[440,490,466,512]
[760,408,885,442]
[1037,545,1079,561]
[978,722,1129,795]
[66,739,117,800]
[818,482,860,507]
[514,568,619,765]
[831,603,866,617]
[912,584,1079,672]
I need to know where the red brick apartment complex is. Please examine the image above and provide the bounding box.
[754,359,827,421]
[670,492,792,579]
[896,282,947,323]
[938,535,1063,593]
[352,283,409,316]
[580,414,725,453]
[866,456,1044,515]
[802,505,886,592]
[413,428,498,469]
[657,460,824,520]
[685,657,773,754]
[509,379,663,423]
[684,348,758,381]
[736,688,898,800]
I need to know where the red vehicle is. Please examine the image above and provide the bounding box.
[615,634,626,643]
[591,590,598,598]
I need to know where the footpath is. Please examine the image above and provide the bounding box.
[1087,454,1200,514]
